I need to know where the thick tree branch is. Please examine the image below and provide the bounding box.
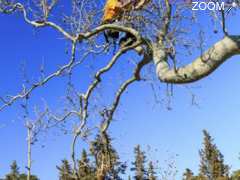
[154,35,240,84]
[101,51,152,133]
[77,24,142,42]
[82,40,143,120]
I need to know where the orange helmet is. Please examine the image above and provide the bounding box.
[102,0,151,23]
[102,0,122,23]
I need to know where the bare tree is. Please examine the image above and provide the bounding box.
[21,98,47,180]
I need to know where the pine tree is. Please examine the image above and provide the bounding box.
[131,145,147,180]
[231,170,240,180]
[19,173,39,180]
[5,161,20,180]
[5,160,39,180]
[183,168,195,180]
[217,152,229,178]
[147,161,156,180]
[90,133,126,180]
[199,130,229,179]
[57,159,74,180]
[78,149,96,180]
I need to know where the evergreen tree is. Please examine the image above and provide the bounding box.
[5,161,20,180]
[57,159,74,180]
[183,168,199,180]
[90,133,126,180]
[131,145,147,180]
[218,152,230,178]
[147,161,156,180]
[231,170,240,180]
[19,174,39,180]
[78,149,96,180]
[199,130,229,179]
[5,160,39,180]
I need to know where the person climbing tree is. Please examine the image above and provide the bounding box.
[102,0,122,44]
[102,0,150,45]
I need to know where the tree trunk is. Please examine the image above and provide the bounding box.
[97,174,105,180]
[27,127,31,180]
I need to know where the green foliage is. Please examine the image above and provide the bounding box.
[18,174,39,180]
[182,169,207,180]
[131,145,147,180]
[5,130,240,180]
[78,149,96,180]
[57,134,126,180]
[5,161,20,180]
[231,170,240,180]
[5,161,39,180]
[199,130,229,179]
[183,168,195,180]
[147,161,157,180]
[90,133,126,180]
[57,159,74,180]
[184,130,232,180]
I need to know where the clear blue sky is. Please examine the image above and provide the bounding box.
[0,2,240,180]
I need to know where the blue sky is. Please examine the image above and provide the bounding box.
[0,1,240,180]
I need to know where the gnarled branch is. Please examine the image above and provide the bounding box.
[154,35,240,84]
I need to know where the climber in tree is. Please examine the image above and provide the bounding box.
[102,0,122,43]
[102,0,150,46]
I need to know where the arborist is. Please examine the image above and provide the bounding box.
[102,0,150,46]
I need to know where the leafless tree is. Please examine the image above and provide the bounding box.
[21,98,47,180]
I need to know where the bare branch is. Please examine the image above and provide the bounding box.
[0,41,77,111]
[154,35,240,84]
[101,51,152,133]
[82,40,143,121]
[0,2,74,41]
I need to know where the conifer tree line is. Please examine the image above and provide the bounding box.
[2,130,240,180]
[183,130,240,180]
[3,160,38,180]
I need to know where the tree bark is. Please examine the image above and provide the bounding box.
[153,35,240,84]
[97,174,105,180]
[27,127,31,180]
